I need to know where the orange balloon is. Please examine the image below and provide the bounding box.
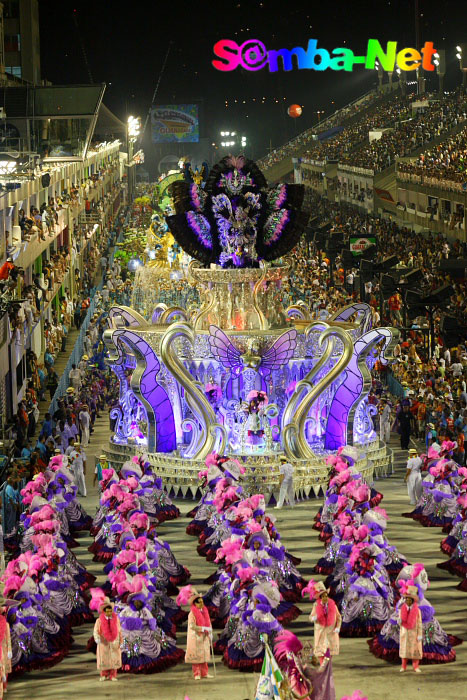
[288,104,302,118]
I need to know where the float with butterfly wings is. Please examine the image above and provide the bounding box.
[103,156,397,501]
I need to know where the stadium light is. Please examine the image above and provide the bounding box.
[457,45,462,52]
[128,116,141,140]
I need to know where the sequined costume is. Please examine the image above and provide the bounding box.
[368,564,461,663]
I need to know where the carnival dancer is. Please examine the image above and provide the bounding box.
[403,442,460,527]
[362,508,408,582]
[340,541,393,637]
[89,467,119,537]
[398,584,422,673]
[245,390,268,449]
[0,596,12,696]
[121,457,180,523]
[224,580,282,671]
[368,563,460,664]
[113,575,184,673]
[313,447,383,542]
[91,592,122,681]
[405,448,423,505]
[186,453,243,537]
[275,456,295,509]
[177,586,213,680]
[304,581,341,664]
[274,629,336,700]
[67,440,87,498]
[379,398,392,444]
[3,574,71,674]
[438,512,467,581]
[94,454,108,489]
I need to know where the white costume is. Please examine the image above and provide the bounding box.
[79,409,90,447]
[379,403,391,443]
[276,461,295,508]
[406,456,423,505]
[68,448,87,496]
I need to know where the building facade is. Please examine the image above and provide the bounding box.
[0,139,124,425]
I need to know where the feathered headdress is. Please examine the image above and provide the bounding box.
[176,585,201,607]
[129,513,149,530]
[246,390,269,405]
[89,587,108,612]
[236,565,260,583]
[215,537,244,565]
[274,629,303,663]
[301,578,319,601]
[167,155,307,267]
[205,452,220,468]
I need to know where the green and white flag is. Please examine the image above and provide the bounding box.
[255,643,283,700]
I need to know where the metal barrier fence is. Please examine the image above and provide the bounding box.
[48,292,101,417]
[387,371,405,399]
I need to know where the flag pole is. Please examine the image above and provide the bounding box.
[210,632,217,677]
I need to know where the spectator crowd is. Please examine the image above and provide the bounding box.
[398,123,467,192]
[282,190,467,456]
[341,92,467,172]
[258,91,383,169]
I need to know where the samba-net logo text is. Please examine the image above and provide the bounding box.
[212,38,437,73]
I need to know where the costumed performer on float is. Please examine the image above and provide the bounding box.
[304,580,341,665]
[177,586,213,680]
[245,390,268,449]
[91,590,123,682]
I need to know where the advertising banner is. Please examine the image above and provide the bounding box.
[151,104,199,143]
[349,236,377,255]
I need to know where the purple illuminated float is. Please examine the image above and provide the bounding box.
[103,156,397,501]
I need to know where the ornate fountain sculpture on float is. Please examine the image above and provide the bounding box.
[104,155,398,502]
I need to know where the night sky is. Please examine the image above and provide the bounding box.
[39,0,464,168]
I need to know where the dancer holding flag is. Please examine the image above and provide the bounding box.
[255,641,283,700]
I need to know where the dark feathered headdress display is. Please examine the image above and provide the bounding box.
[166,155,308,268]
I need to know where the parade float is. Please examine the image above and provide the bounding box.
[103,155,397,502]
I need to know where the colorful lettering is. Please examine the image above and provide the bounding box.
[421,41,437,71]
[330,48,356,71]
[365,39,397,71]
[397,47,421,71]
[212,39,241,72]
[212,38,436,74]
[267,46,311,72]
